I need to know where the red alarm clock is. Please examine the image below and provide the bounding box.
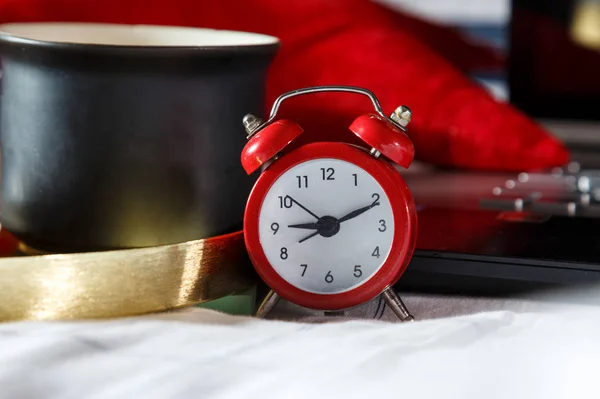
[241,86,417,321]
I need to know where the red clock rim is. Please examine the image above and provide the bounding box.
[244,142,417,311]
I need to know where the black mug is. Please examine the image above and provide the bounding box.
[0,22,279,252]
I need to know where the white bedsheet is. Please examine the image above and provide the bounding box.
[1,305,599,399]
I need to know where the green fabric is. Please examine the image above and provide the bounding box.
[196,286,257,315]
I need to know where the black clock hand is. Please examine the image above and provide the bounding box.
[338,200,380,223]
[288,222,318,229]
[287,196,320,220]
[299,231,319,243]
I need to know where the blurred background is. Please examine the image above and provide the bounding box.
[380,0,509,100]
[385,0,600,155]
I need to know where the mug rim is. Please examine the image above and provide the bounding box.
[0,22,280,51]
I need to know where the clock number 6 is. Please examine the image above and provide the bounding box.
[325,271,334,283]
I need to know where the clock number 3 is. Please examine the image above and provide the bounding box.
[378,220,387,232]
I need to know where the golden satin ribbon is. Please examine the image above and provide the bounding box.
[0,231,256,322]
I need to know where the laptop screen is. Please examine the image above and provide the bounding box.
[509,0,600,122]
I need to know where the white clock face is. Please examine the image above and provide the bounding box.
[258,158,395,295]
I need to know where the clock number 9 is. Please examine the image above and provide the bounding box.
[271,223,279,235]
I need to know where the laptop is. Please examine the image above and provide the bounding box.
[397,0,600,296]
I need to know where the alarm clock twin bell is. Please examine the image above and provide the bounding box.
[240,86,417,321]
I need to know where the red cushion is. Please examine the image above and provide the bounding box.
[0,0,570,171]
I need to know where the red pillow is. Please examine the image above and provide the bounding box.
[0,0,570,171]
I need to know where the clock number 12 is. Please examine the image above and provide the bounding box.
[321,168,335,181]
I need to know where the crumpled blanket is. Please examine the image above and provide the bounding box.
[1,302,599,399]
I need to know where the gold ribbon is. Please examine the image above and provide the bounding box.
[0,231,256,322]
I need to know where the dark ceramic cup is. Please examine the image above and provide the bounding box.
[0,23,279,252]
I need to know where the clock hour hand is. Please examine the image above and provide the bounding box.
[338,200,380,223]
[288,222,318,229]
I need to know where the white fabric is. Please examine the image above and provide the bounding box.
[1,302,600,399]
[269,290,590,321]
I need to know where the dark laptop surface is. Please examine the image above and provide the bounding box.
[397,0,600,296]
[399,163,600,296]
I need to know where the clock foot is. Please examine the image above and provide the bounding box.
[382,287,414,322]
[256,290,280,318]
[324,310,345,317]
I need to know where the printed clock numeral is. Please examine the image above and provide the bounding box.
[372,246,380,258]
[378,220,387,232]
[280,247,288,260]
[296,175,308,188]
[300,264,308,276]
[354,265,363,277]
[321,167,335,180]
[278,195,293,209]
[352,173,358,186]
[325,271,334,283]
[372,193,380,204]
[271,223,279,234]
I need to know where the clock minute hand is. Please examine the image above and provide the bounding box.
[338,201,380,224]
[287,196,320,220]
